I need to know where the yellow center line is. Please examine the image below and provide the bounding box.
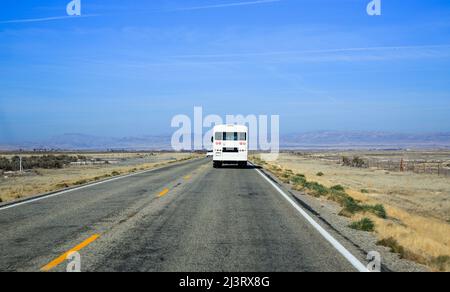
[41,234,100,272]
[158,188,170,197]
[158,174,192,198]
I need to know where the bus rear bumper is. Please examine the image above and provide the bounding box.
[213,160,247,168]
[213,154,247,162]
[213,153,248,168]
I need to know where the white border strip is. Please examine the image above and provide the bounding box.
[252,164,369,272]
[0,159,200,212]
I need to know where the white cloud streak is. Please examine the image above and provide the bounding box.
[171,44,450,59]
[0,0,281,24]
[170,0,282,11]
[0,14,98,24]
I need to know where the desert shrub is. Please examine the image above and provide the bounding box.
[271,166,283,174]
[376,237,426,264]
[342,156,351,166]
[342,156,367,168]
[337,198,386,219]
[281,172,292,179]
[111,171,120,176]
[304,181,329,197]
[430,256,450,272]
[349,218,375,232]
[291,174,307,186]
[0,157,13,171]
[316,172,324,177]
[281,175,291,184]
[56,183,70,189]
[0,155,78,171]
[327,189,348,204]
[364,204,387,219]
[361,189,369,194]
[352,156,366,168]
[339,197,364,217]
[330,185,345,192]
[74,179,88,185]
[377,237,405,255]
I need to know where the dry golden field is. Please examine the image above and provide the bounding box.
[254,152,450,271]
[0,152,197,203]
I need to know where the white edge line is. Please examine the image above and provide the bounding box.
[251,163,370,272]
[0,159,198,212]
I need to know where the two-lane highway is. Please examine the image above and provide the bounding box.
[0,158,361,272]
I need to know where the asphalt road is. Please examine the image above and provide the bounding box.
[0,158,358,272]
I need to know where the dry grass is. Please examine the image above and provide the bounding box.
[0,153,197,203]
[252,153,450,272]
[274,153,450,222]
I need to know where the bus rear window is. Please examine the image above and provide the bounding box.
[215,132,247,141]
[224,132,237,141]
[215,132,223,141]
[238,132,247,141]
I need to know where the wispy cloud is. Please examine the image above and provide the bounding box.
[171,44,450,59]
[170,0,282,11]
[0,1,281,24]
[0,14,98,24]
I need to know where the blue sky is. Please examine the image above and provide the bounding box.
[1,0,450,142]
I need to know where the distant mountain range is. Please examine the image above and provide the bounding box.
[1,132,450,151]
[281,131,450,149]
[0,134,172,151]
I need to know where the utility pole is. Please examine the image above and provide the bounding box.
[19,156,23,173]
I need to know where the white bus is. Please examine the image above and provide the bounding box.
[211,125,248,168]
